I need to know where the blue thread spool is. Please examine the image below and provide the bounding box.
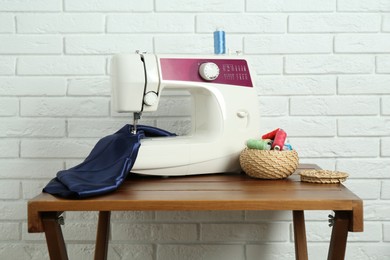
[213,29,226,55]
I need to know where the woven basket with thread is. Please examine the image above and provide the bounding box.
[239,148,299,179]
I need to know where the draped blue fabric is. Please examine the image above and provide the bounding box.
[43,125,176,198]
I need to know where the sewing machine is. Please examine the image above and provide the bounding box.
[111,53,260,176]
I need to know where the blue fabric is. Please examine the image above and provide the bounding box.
[43,125,176,198]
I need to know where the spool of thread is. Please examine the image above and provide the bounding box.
[246,139,271,150]
[271,129,287,151]
[262,128,280,140]
[213,29,226,55]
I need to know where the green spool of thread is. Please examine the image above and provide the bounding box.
[246,139,271,150]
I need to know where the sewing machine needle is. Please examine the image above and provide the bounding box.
[132,112,142,134]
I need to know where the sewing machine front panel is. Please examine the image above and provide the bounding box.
[159,58,253,87]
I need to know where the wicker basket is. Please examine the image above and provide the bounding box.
[239,148,299,179]
[300,170,349,184]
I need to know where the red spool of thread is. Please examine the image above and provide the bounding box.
[262,128,280,140]
[271,129,287,151]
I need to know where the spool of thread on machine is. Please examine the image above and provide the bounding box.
[214,29,226,55]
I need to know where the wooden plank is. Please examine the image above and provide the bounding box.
[94,211,111,260]
[42,212,68,260]
[327,211,350,260]
[293,211,308,260]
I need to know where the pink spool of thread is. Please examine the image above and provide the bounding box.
[271,129,287,151]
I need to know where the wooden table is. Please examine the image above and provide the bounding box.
[28,164,363,260]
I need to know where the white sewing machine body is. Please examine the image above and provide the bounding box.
[111,54,260,176]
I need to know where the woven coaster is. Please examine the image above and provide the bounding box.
[300,170,349,184]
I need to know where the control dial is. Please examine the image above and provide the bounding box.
[199,62,220,81]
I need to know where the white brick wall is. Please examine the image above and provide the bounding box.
[1,0,389,259]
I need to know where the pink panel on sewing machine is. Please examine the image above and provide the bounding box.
[160,58,253,87]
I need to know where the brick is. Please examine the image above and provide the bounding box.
[0,159,63,179]
[377,55,390,73]
[157,0,244,12]
[0,77,66,96]
[65,35,153,54]
[65,211,98,221]
[196,14,286,33]
[0,244,49,259]
[383,181,390,199]
[339,75,390,94]
[201,223,288,242]
[382,138,390,157]
[290,96,378,115]
[106,244,154,260]
[21,139,97,158]
[256,76,336,95]
[292,137,379,157]
[260,117,336,137]
[245,35,332,54]
[259,97,289,116]
[157,245,245,260]
[17,56,106,75]
[246,56,283,75]
[338,117,390,136]
[246,0,335,12]
[63,223,97,241]
[22,180,50,199]
[335,34,390,53]
[364,201,390,220]
[17,14,104,33]
[0,57,15,75]
[336,159,390,178]
[67,77,109,96]
[0,223,20,240]
[0,201,25,220]
[384,15,390,32]
[0,181,20,199]
[67,119,130,137]
[344,180,380,200]
[0,0,61,11]
[65,0,153,11]
[338,0,390,11]
[0,98,18,116]
[112,223,198,242]
[247,244,299,260]
[0,14,14,33]
[306,221,380,242]
[107,14,194,33]
[289,14,380,32]
[21,97,109,117]
[285,55,374,74]
[0,140,19,158]
[0,118,65,137]
[384,223,390,241]
[154,35,243,54]
[0,36,62,54]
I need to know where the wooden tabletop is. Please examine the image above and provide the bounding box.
[28,164,363,233]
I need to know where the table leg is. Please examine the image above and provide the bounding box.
[293,210,308,260]
[94,211,111,260]
[42,212,69,260]
[327,211,350,260]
